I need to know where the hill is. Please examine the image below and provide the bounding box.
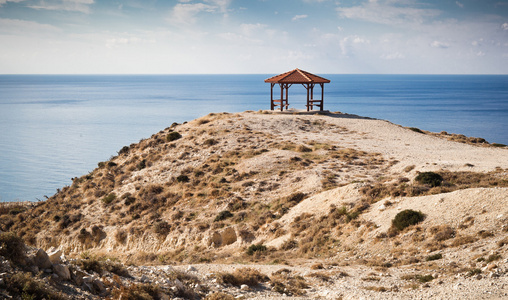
[1,110,507,299]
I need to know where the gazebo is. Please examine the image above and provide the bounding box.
[264,68,330,112]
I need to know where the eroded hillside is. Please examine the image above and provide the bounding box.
[3,111,508,270]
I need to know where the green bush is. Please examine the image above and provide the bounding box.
[392,209,425,231]
[101,193,116,205]
[214,210,233,222]
[492,143,507,148]
[425,253,443,261]
[415,172,443,187]
[137,159,146,170]
[246,244,267,256]
[167,131,182,142]
[416,274,434,283]
[409,127,425,134]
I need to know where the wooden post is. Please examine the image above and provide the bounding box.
[270,83,274,110]
[280,84,284,111]
[306,84,310,111]
[320,83,324,111]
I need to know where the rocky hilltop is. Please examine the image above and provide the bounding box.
[1,110,508,299]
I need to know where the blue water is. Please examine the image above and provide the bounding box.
[1,74,507,202]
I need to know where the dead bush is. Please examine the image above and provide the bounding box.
[215,267,269,287]
[429,225,455,241]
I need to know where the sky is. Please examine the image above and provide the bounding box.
[0,0,507,74]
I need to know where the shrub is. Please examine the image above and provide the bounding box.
[137,159,146,170]
[112,283,160,300]
[415,172,443,187]
[286,192,306,204]
[409,127,425,134]
[391,209,425,231]
[416,274,434,283]
[204,139,218,146]
[492,143,507,148]
[153,221,171,236]
[118,145,130,155]
[246,244,266,256]
[167,131,182,142]
[115,230,128,244]
[77,228,93,244]
[425,253,443,261]
[0,232,26,264]
[102,193,116,205]
[176,175,189,183]
[214,210,233,222]
[5,272,67,300]
[215,268,268,287]
[486,254,502,263]
[205,292,235,300]
[296,145,312,152]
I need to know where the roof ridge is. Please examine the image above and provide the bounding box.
[295,68,312,82]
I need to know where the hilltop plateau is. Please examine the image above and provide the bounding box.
[1,110,507,299]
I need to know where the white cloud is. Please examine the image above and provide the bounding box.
[430,40,449,48]
[27,0,94,14]
[336,0,441,25]
[240,23,267,36]
[105,36,155,49]
[0,0,24,6]
[476,51,485,57]
[0,18,61,35]
[381,52,405,60]
[205,0,232,14]
[169,3,216,25]
[292,14,308,21]
[339,35,370,56]
[502,23,508,31]
[455,1,464,8]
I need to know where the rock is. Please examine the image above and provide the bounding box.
[83,276,94,284]
[487,263,497,271]
[187,266,197,272]
[207,231,222,248]
[72,270,88,286]
[140,274,150,283]
[47,249,62,264]
[240,284,250,291]
[93,279,106,293]
[53,264,71,280]
[34,249,52,270]
[174,279,184,290]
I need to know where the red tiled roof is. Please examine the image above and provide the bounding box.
[264,68,330,84]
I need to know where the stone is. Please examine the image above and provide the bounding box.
[174,279,184,290]
[187,266,197,272]
[34,249,52,270]
[240,284,250,291]
[140,274,150,283]
[93,279,106,293]
[72,270,88,286]
[53,264,71,280]
[47,249,62,264]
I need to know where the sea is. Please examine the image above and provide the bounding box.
[1,74,507,202]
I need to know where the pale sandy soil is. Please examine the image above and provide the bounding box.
[23,110,508,299]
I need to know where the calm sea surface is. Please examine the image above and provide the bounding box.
[1,74,507,202]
